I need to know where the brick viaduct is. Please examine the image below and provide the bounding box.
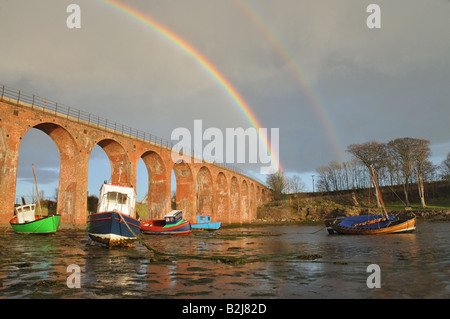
[0,86,270,226]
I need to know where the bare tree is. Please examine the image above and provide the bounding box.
[328,161,342,191]
[287,175,306,211]
[442,152,450,181]
[422,160,438,182]
[315,161,363,192]
[347,141,386,207]
[287,175,305,194]
[316,165,331,192]
[411,139,431,208]
[386,137,417,207]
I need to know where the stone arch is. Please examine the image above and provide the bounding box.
[95,139,131,185]
[241,180,249,223]
[215,172,229,223]
[172,160,195,221]
[230,176,240,223]
[141,150,168,220]
[31,123,80,223]
[197,166,213,215]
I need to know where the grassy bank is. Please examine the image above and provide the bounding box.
[257,182,450,223]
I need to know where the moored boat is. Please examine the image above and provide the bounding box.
[325,165,416,235]
[10,204,60,234]
[325,212,416,235]
[10,164,60,234]
[191,214,221,231]
[141,210,192,235]
[87,183,140,246]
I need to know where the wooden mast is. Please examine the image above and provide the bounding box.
[32,164,42,217]
[370,165,389,219]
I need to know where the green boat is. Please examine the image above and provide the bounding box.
[10,204,60,234]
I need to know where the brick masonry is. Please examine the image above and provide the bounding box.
[0,97,270,226]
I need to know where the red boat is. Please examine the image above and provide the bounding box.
[141,210,192,235]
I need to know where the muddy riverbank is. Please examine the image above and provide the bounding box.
[1,220,449,299]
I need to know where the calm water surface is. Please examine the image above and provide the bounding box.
[0,220,449,299]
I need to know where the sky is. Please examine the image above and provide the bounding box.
[1,0,449,202]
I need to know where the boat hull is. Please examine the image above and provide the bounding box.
[10,215,60,234]
[87,211,141,246]
[325,213,416,235]
[191,222,221,231]
[141,220,192,235]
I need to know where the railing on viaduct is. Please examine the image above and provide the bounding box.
[1,84,265,186]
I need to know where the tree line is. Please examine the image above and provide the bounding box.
[266,137,450,209]
[315,138,450,208]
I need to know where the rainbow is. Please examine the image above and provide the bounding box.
[232,0,346,162]
[97,0,280,173]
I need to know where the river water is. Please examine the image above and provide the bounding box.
[0,220,449,299]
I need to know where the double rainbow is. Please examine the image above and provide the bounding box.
[232,0,345,162]
[98,0,280,173]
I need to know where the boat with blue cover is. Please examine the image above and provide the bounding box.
[325,166,416,235]
[191,214,221,231]
[141,210,192,235]
[325,212,416,234]
[87,183,140,246]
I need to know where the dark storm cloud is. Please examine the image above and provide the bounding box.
[1,0,448,190]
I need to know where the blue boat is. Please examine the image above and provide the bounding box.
[87,183,140,246]
[191,214,221,231]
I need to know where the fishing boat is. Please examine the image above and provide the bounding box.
[141,210,192,235]
[87,183,140,246]
[10,164,61,234]
[191,214,221,231]
[325,166,416,235]
[10,204,60,234]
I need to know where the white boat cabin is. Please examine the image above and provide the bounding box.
[97,183,137,217]
[164,210,184,225]
[15,204,36,223]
